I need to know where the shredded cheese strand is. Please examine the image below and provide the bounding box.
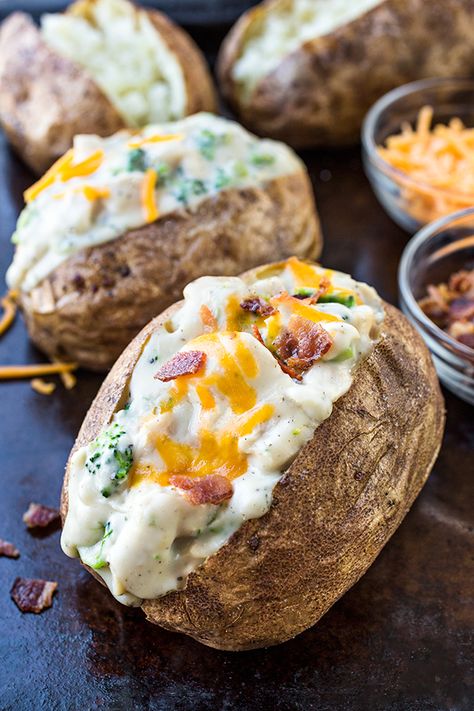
[141,169,159,223]
[0,362,77,380]
[128,133,183,149]
[24,150,74,203]
[0,291,18,336]
[31,378,56,395]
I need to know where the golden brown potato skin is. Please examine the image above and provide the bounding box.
[61,263,445,650]
[0,12,125,174]
[20,172,321,370]
[218,0,474,147]
[0,5,217,173]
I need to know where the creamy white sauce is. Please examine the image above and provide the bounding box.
[7,113,301,293]
[61,259,384,606]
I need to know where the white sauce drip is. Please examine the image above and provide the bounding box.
[61,261,384,606]
[7,113,301,293]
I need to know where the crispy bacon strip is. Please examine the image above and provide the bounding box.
[0,539,20,558]
[252,324,302,380]
[154,350,206,382]
[170,474,233,505]
[11,577,57,613]
[275,315,333,374]
[199,304,218,332]
[240,297,275,318]
[23,502,60,529]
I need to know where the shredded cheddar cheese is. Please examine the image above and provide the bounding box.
[128,133,184,149]
[24,149,104,204]
[377,105,474,223]
[0,291,18,336]
[141,168,159,223]
[31,378,56,395]
[0,362,77,381]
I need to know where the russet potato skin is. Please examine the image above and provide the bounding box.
[20,173,321,371]
[61,262,445,651]
[0,4,217,174]
[217,0,474,147]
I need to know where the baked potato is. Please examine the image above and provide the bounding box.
[60,257,444,651]
[6,113,321,370]
[217,0,474,147]
[0,0,217,173]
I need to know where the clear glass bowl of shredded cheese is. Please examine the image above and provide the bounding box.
[399,207,474,405]
[362,78,474,233]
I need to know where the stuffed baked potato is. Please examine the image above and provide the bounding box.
[0,0,217,173]
[217,0,474,147]
[6,113,321,370]
[60,257,444,650]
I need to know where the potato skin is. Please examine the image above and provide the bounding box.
[61,266,445,650]
[0,5,217,174]
[21,172,321,370]
[218,0,474,147]
[0,12,125,174]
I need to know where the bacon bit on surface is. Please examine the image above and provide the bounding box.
[30,378,56,395]
[0,290,18,336]
[240,297,275,318]
[23,502,60,529]
[251,324,266,346]
[141,168,159,223]
[275,315,333,374]
[0,362,77,381]
[0,539,20,558]
[418,268,474,349]
[170,474,233,505]
[11,577,57,614]
[252,324,302,380]
[377,106,474,223]
[155,350,206,382]
[199,304,218,332]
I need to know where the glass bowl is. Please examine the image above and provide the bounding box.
[362,78,474,233]
[398,208,474,405]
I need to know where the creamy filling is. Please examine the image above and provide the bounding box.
[7,113,301,293]
[232,0,383,100]
[61,257,384,606]
[41,0,186,126]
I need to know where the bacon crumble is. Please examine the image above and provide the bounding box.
[23,502,60,529]
[418,268,474,349]
[275,315,333,374]
[0,538,20,558]
[292,277,331,303]
[11,577,57,613]
[170,474,233,505]
[154,350,206,382]
[240,297,275,318]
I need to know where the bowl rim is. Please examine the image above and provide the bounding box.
[398,206,474,360]
[362,77,474,202]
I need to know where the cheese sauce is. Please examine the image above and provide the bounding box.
[61,258,384,606]
[7,113,301,293]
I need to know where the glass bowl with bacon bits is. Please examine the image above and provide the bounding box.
[399,207,474,405]
[362,78,474,233]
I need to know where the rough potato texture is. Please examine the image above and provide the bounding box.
[61,272,445,650]
[0,6,217,174]
[218,0,474,147]
[21,173,321,370]
[0,13,125,174]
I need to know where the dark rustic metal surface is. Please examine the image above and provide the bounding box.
[0,10,473,710]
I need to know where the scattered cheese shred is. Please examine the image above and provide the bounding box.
[141,168,159,223]
[377,105,474,223]
[24,150,74,203]
[81,185,110,201]
[0,290,18,336]
[128,133,183,149]
[59,150,104,181]
[30,378,56,395]
[0,362,77,381]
